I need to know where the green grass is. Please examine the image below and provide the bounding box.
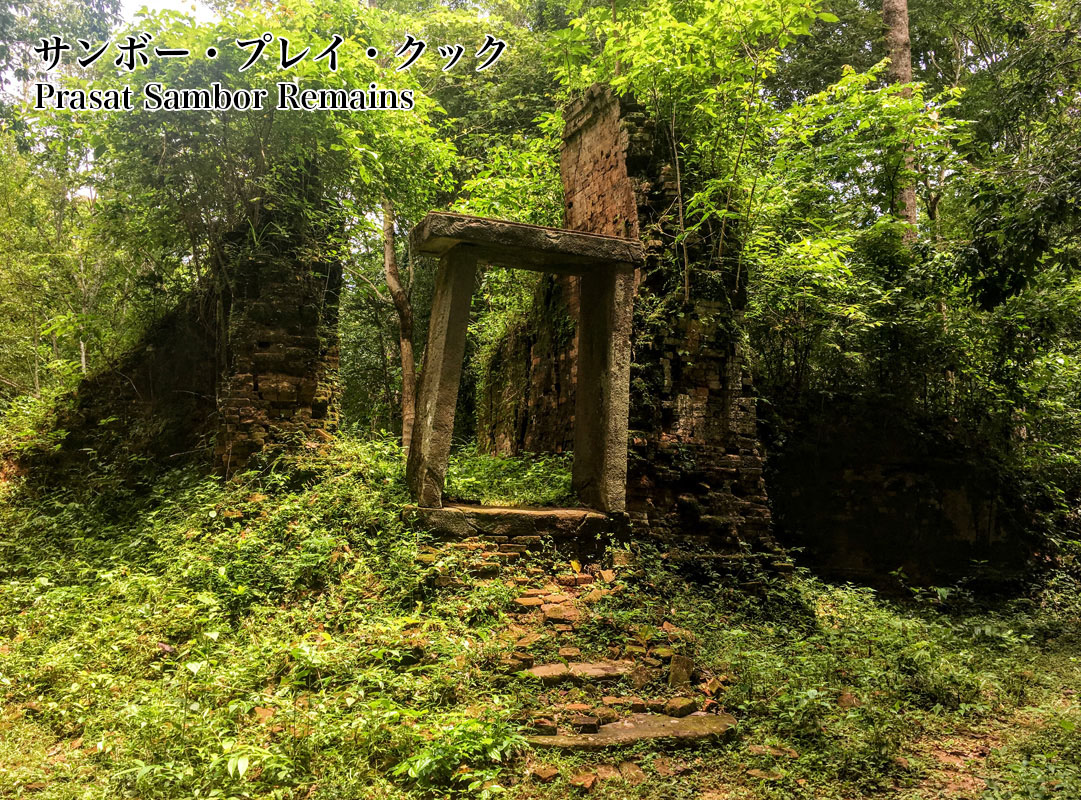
[444,446,574,507]
[0,433,1079,799]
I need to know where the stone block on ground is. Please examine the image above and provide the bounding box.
[669,654,694,688]
[527,712,737,750]
[526,660,634,685]
[664,696,698,718]
[569,771,597,791]
[542,603,580,623]
[570,715,599,733]
[630,664,655,690]
[580,588,609,604]
[569,660,635,681]
[595,764,622,780]
[528,663,571,685]
[404,504,609,542]
[593,706,620,724]
[619,761,648,785]
[516,633,544,648]
[528,718,557,736]
[530,764,559,783]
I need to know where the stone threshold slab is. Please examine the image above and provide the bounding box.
[527,712,737,750]
[526,660,636,686]
[403,504,610,540]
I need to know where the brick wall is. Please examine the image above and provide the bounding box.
[215,237,341,474]
[477,275,577,454]
[477,84,773,550]
[558,86,771,548]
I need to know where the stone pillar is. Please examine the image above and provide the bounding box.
[572,265,635,512]
[406,247,478,507]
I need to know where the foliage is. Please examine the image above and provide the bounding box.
[0,0,120,88]
[0,386,68,456]
[445,446,574,506]
[542,0,1081,537]
[453,112,565,228]
[1,0,1081,795]
[391,716,525,796]
[984,709,1081,799]
[1,439,1079,797]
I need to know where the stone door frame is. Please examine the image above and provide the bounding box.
[405,212,644,513]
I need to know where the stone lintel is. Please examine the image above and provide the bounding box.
[410,211,644,275]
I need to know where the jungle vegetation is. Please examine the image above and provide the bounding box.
[0,0,1079,798]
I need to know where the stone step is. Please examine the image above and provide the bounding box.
[415,554,502,578]
[520,694,705,735]
[527,712,737,750]
[526,660,635,686]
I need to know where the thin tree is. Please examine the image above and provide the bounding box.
[381,197,417,454]
[884,0,918,237]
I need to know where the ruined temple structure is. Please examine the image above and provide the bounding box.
[214,224,342,474]
[30,214,343,482]
[559,86,772,551]
[413,85,774,556]
[46,85,1021,581]
[404,212,643,513]
[107,83,772,558]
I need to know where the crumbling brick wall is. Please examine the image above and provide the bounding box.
[478,275,577,454]
[215,236,341,474]
[24,199,343,480]
[476,84,772,550]
[768,404,1031,584]
[561,87,641,239]
[476,87,644,456]
[560,85,771,549]
[17,295,220,485]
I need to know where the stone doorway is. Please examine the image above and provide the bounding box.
[404,211,644,514]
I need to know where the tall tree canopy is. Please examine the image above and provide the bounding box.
[0,0,1077,529]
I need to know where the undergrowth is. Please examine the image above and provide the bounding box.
[444,447,574,507]
[0,434,1078,799]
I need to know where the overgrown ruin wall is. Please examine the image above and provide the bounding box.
[478,84,772,550]
[477,276,577,454]
[767,404,1033,584]
[25,233,343,482]
[21,295,221,484]
[215,234,342,474]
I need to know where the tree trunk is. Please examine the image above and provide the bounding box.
[884,0,918,238]
[32,321,40,397]
[382,197,416,455]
